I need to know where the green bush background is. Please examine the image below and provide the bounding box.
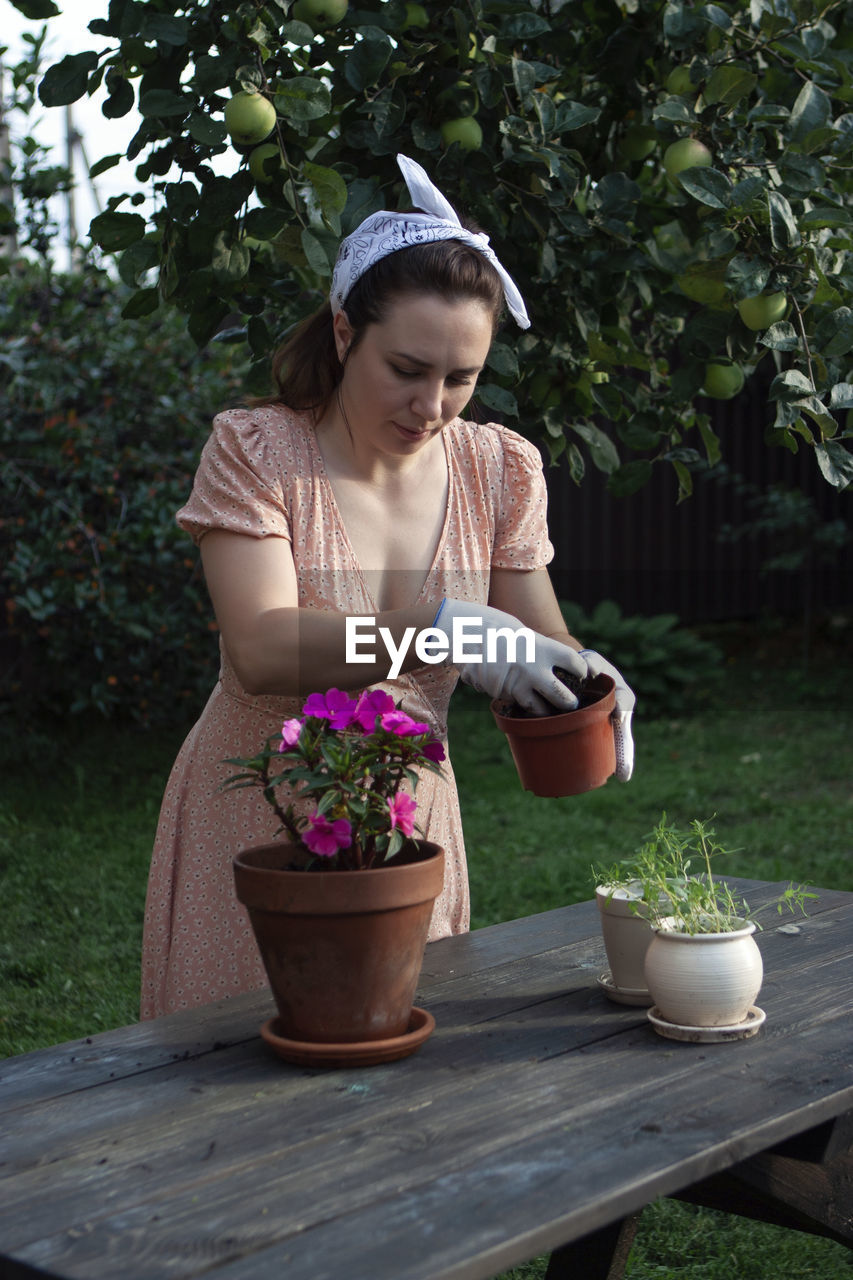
[0,262,247,729]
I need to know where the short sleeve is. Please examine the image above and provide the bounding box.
[491,428,554,570]
[177,409,291,545]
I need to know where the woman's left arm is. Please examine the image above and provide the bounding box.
[487,567,580,646]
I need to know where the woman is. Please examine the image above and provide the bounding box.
[141,155,634,1020]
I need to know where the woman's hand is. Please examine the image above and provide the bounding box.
[432,598,588,715]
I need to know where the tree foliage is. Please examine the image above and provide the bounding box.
[10,0,853,495]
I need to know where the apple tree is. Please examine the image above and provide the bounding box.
[20,0,853,495]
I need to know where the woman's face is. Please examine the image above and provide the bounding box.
[333,292,494,455]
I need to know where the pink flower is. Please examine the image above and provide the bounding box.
[379,709,429,737]
[353,688,396,732]
[277,718,303,751]
[423,738,446,763]
[303,812,352,857]
[302,688,357,729]
[387,792,417,837]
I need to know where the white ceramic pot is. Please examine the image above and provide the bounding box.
[644,920,763,1028]
[595,883,654,992]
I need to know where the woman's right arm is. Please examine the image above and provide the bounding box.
[199,530,438,696]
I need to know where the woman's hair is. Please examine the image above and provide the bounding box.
[262,236,505,416]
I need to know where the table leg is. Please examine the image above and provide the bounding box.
[673,1114,853,1250]
[544,1214,641,1280]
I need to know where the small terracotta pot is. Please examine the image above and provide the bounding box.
[491,673,616,797]
[233,840,444,1045]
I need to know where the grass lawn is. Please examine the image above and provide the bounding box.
[1,620,851,1277]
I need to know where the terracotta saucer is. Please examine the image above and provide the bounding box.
[647,1005,766,1043]
[260,1007,435,1068]
[597,971,654,1007]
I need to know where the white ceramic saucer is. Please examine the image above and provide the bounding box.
[647,1005,766,1043]
[597,971,654,1007]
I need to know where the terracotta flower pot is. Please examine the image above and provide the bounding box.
[491,673,616,797]
[233,839,444,1054]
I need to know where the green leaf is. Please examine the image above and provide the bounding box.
[274,77,331,123]
[814,306,853,357]
[11,0,60,15]
[607,460,652,496]
[89,211,146,252]
[572,421,620,473]
[499,13,551,38]
[767,190,801,249]
[38,52,99,107]
[789,80,831,139]
[88,153,123,179]
[815,441,853,489]
[512,57,537,109]
[212,233,251,283]
[554,101,600,132]
[118,238,159,287]
[799,206,853,231]
[244,206,291,240]
[725,254,770,298]
[103,74,135,120]
[704,65,757,108]
[486,342,519,379]
[139,14,189,45]
[768,369,814,402]
[345,38,392,92]
[188,113,228,145]
[301,228,331,276]
[829,383,853,410]
[476,383,519,417]
[304,162,347,235]
[676,166,732,208]
[139,89,189,118]
[697,417,721,466]
[121,287,160,319]
[759,321,799,351]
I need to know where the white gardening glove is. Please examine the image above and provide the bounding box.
[432,598,588,716]
[579,649,635,782]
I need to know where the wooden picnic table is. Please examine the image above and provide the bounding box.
[2,878,852,1280]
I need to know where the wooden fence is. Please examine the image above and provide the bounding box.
[543,381,851,624]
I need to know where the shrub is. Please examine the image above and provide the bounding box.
[0,262,248,730]
[559,599,724,718]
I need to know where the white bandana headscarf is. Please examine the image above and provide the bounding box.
[329,154,530,330]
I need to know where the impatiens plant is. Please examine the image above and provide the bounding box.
[224,687,445,870]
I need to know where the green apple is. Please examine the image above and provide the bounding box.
[224,91,277,146]
[292,0,348,27]
[664,67,693,95]
[736,292,787,330]
[619,124,657,162]
[404,3,429,28]
[249,142,284,184]
[664,137,712,180]
[440,116,483,151]
[702,361,745,400]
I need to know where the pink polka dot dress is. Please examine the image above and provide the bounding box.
[140,405,553,1019]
